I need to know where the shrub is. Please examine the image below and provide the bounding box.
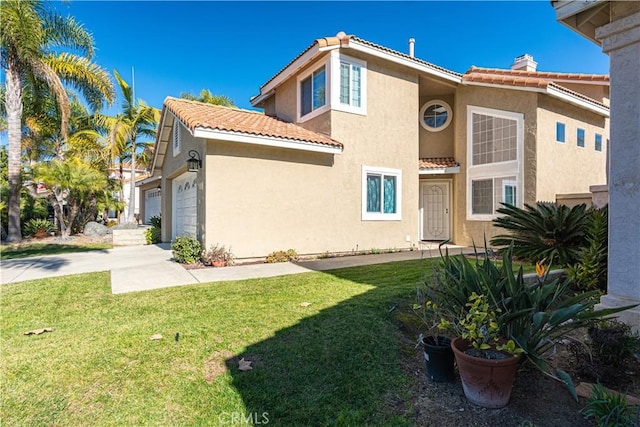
[432,242,636,399]
[149,215,161,229]
[491,202,590,266]
[144,227,161,245]
[266,249,298,263]
[567,206,608,292]
[581,383,639,427]
[23,218,55,238]
[202,243,234,266]
[171,236,202,264]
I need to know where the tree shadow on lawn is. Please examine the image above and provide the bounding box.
[224,261,430,426]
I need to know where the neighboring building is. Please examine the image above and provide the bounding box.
[552,0,640,331]
[144,32,609,258]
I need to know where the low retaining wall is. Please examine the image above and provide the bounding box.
[112,227,148,246]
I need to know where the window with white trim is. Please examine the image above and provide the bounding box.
[331,53,367,116]
[362,166,401,221]
[173,119,181,156]
[299,65,326,118]
[420,100,453,132]
[595,133,603,152]
[577,128,585,148]
[467,106,523,220]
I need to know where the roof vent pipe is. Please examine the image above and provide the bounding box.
[409,38,415,58]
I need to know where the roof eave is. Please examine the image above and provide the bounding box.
[192,127,343,154]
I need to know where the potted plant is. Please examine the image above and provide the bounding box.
[413,287,455,382]
[202,244,235,267]
[440,292,524,408]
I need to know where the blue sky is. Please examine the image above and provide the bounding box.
[54,0,608,114]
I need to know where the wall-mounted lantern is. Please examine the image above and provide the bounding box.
[187,150,202,172]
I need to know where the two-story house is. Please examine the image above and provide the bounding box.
[143,32,609,258]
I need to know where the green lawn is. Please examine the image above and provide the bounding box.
[0,243,112,260]
[1,259,436,426]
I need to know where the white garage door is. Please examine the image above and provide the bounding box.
[172,173,197,240]
[144,188,162,224]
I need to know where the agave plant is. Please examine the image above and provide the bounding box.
[491,202,590,266]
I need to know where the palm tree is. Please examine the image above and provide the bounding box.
[1,0,114,242]
[180,89,235,107]
[99,70,159,224]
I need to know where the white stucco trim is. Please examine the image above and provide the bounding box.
[419,166,461,175]
[192,128,343,154]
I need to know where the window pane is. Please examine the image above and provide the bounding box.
[367,174,381,213]
[340,63,350,104]
[472,113,517,165]
[312,68,325,109]
[556,122,565,143]
[496,177,517,207]
[472,179,493,214]
[301,76,312,116]
[595,134,602,151]
[577,128,585,147]
[351,65,361,108]
[383,175,396,214]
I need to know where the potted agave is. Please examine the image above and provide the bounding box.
[440,292,524,408]
[413,294,455,382]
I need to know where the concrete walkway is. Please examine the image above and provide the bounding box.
[1,243,471,294]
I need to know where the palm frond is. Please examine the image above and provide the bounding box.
[41,12,94,58]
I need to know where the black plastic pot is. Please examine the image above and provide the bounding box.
[423,336,455,382]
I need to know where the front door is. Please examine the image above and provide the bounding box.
[421,181,451,241]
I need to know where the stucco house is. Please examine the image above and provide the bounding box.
[141,32,609,258]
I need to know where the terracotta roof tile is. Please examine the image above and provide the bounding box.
[163,97,343,149]
[419,157,459,170]
[464,67,609,83]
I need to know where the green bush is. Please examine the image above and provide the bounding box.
[581,383,638,427]
[144,227,161,245]
[567,206,608,292]
[266,249,298,263]
[149,215,161,229]
[491,202,590,266]
[23,218,55,238]
[171,236,202,264]
[432,243,635,399]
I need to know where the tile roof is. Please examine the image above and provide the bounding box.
[163,97,343,149]
[462,67,609,109]
[419,157,460,170]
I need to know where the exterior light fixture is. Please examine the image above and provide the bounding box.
[187,150,202,172]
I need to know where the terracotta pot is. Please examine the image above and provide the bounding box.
[211,260,227,268]
[451,337,519,409]
[423,336,455,382]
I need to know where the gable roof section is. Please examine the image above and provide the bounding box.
[151,98,342,174]
[252,32,462,106]
[463,67,609,117]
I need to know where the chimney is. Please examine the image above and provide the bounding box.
[511,54,537,72]
[409,38,415,58]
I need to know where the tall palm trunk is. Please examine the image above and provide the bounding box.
[5,62,23,242]
[127,135,137,224]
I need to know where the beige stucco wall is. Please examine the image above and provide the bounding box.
[452,86,539,246]
[536,95,607,202]
[199,51,420,258]
[419,94,455,158]
[560,83,610,106]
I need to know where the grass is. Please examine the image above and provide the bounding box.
[0,242,112,260]
[1,259,436,426]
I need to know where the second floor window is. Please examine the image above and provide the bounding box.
[339,62,361,107]
[577,128,585,147]
[595,133,603,152]
[556,122,566,143]
[300,66,326,117]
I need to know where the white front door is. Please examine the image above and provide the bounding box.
[172,173,197,240]
[421,181,451,241]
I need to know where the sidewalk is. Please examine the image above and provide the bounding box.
[1,243,471,294]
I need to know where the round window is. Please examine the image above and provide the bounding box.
[420,100,452,132]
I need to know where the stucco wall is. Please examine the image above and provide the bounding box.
[419,94,455,158]
[536,95,607,202]
[560,82,610,106]
[452,86,538,246]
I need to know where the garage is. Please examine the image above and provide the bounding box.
[144,188,162,224]
[172,173,197,240]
